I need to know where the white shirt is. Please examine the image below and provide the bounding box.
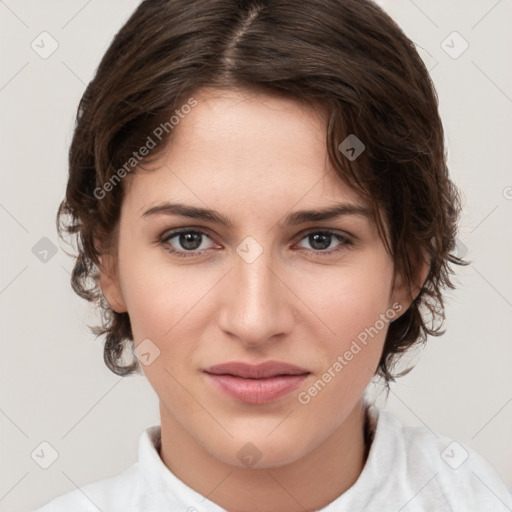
[34,405,512,511]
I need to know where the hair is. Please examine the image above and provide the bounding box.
[57,0,467,388]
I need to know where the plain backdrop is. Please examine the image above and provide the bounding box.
[0,1,511,511]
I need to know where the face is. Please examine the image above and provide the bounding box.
[101,87,409,469]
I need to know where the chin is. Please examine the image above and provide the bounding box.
[207,429,315,470]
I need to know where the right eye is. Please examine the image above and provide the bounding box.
[160,229,218,257]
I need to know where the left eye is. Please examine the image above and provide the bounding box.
[296,231,352,253]
[160,229,352,257]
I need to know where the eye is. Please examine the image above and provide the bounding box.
[160,228,217,258]
[295,230,353,255]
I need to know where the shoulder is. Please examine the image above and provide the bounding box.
[369,406,512,510]
[33,463,140,512]
[32,425,164,512]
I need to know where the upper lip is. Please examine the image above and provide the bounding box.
[203,361,310,379]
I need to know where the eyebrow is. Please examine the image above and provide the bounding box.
[141,201,372,227]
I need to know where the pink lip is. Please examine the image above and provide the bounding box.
[203,361,310,404]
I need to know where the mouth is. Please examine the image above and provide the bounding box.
[203,361,311,404]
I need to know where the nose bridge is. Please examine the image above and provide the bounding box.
[239,253,276,309]
[218,242,292,346]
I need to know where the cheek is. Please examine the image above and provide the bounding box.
[294,254,395,399]
[116,230,190,338]
[300,255,395,339]
[116,247,211,380]
[296,270,394,422]
[121,274,201,349]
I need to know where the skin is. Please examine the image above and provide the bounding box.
[99,87,426,512]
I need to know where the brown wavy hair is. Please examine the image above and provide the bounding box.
[57,0,466,386]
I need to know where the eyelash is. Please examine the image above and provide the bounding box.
[159,228,353,258]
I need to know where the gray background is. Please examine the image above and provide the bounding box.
[0,1,511,511]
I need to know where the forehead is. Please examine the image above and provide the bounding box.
[123,87,366,217]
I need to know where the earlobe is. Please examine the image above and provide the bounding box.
[98,254,127,313]
[391,255,430,315]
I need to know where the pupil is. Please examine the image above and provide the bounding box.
[310,233,330,250]
[180,233,201,250]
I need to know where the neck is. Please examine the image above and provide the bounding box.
[159,399,370,512]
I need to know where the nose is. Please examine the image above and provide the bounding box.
[217,245,295,348]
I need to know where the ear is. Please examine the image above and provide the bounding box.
[390,251,430,315]
[97,250,127,314]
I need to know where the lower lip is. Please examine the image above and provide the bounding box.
[204,373,309,404]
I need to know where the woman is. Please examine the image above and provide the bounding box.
[35,0,512,510]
